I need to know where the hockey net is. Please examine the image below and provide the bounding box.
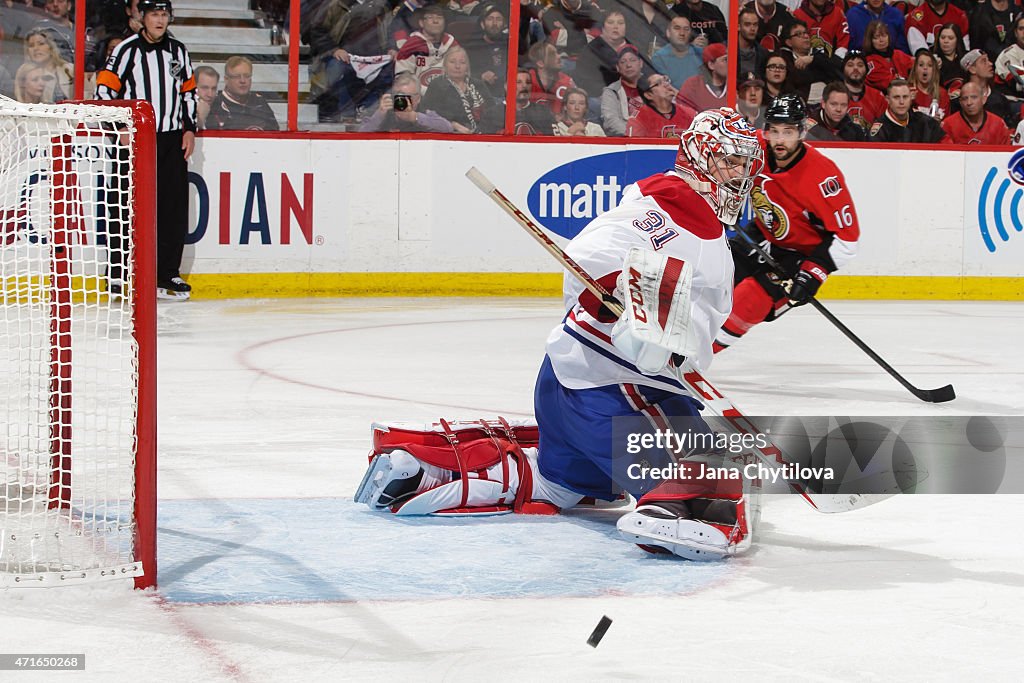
[0,97,156,588]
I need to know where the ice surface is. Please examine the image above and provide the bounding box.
[2,298,1022,682]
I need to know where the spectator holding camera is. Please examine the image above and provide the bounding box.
[359,73,455,132]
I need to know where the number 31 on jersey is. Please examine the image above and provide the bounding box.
[631,210,678,250]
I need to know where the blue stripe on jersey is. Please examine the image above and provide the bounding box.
[561,323,687,392]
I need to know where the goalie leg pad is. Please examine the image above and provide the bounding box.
[356,418,571,515]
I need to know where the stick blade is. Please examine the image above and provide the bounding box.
[914,384,956,404]
[465,167,495,194]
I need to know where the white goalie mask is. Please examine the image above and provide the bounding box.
[675,108,764,225]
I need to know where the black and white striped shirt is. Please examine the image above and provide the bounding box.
[96,32,198,133]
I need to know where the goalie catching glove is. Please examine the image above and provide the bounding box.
[611,247,697,374]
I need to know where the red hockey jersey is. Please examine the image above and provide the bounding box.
[528,68,576,114]
[941,111,1012,144]
[626,103,698,138]
[865,50,914,91]
[750,142,860,271]
[794,0,850,56]
[847,85,887,130]
[905,3,969,52]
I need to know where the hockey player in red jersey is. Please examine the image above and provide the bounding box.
[356,109,768,560]
[714,94,860,353]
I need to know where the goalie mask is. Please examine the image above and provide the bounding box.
[675,108,764,225]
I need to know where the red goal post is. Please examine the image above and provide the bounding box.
[0,97,157,589]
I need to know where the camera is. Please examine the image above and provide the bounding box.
[393,94,413,112]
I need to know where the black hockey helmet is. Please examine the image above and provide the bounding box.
[138,0,172,15]
[764,94,807,128]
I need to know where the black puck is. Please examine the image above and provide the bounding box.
[587,616,612,648]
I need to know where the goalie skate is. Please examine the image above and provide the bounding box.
[354,450,424,511]
[617,504,732,561]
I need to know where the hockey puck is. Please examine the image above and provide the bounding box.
[587,616,612,648]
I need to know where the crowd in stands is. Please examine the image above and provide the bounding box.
[0,0,281,130]
[5,0,1024,142]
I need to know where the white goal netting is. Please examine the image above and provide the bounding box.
[0,97,151,587]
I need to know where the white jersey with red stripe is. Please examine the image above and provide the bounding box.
[545,170,733,394]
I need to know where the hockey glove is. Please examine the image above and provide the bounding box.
[788,261,828,305]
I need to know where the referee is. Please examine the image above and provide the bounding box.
[97,0,197,300]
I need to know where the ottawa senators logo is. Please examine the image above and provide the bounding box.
[750,182,789,240]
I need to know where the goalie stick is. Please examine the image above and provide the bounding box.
[731,228,956,404]
[466,167,885,514]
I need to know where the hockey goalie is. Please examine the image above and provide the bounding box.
[356,109,766,561]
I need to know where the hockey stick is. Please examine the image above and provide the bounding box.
[466,167,884,513]
[732,228,956,404]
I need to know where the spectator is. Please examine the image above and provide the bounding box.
[841,49,887,130]
[395,4,458,90]
[764,51,796,100]
[932,22,968,98]
[527,41,576,114]
[907,49,950,120]
[905,0,969,55]
[869,78,948,141]
[736,6,768,81]
[955,48,1017,127]
[96,0,198,300]
[805,81,868,140]
[942,80,1012,143]
[626,72,696,136]
[600,44,646,136]
[194,65,219,130]
[573,9,632,96]
[125,0,143,35]
[513,67,556,134]
[14,62,49,103]
[676,40,727,112]
[863,19,913,91]
[793,0,850,59]
[652,15,704,89]
[540,0,602,61]
[359,72,455,132]
[462,2,508,101]
[554,86,606,135]
[389,0,430,50]
[206,56,280,131]
[847,0,909,54]
[617,0,675,59]
[84,34,124,99]
[781,19,841,101]
[970,0,1015,62]
[671,0,727,46]
[737,72,766,127]
[745,0,795,53]
[22,28,72,102]
[995,15,1024,100]
[34,0,74,62]
[420,45,501,133]
[306,0,395,122]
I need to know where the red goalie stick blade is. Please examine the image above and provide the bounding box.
[467,166,889,515]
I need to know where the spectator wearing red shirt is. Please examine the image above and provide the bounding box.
[626,73,698,137]
[793,0,850,59]
[863,19,914,91]
[527,42,577,114]
[907,49,951,120]
[842,49,888,131]
[942,81,1012,143]
[676,41,728,112]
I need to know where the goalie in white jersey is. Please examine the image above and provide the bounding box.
[356,109,765,560]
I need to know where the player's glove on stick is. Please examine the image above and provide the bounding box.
[611,247,697,374]
[788,260,829,305]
